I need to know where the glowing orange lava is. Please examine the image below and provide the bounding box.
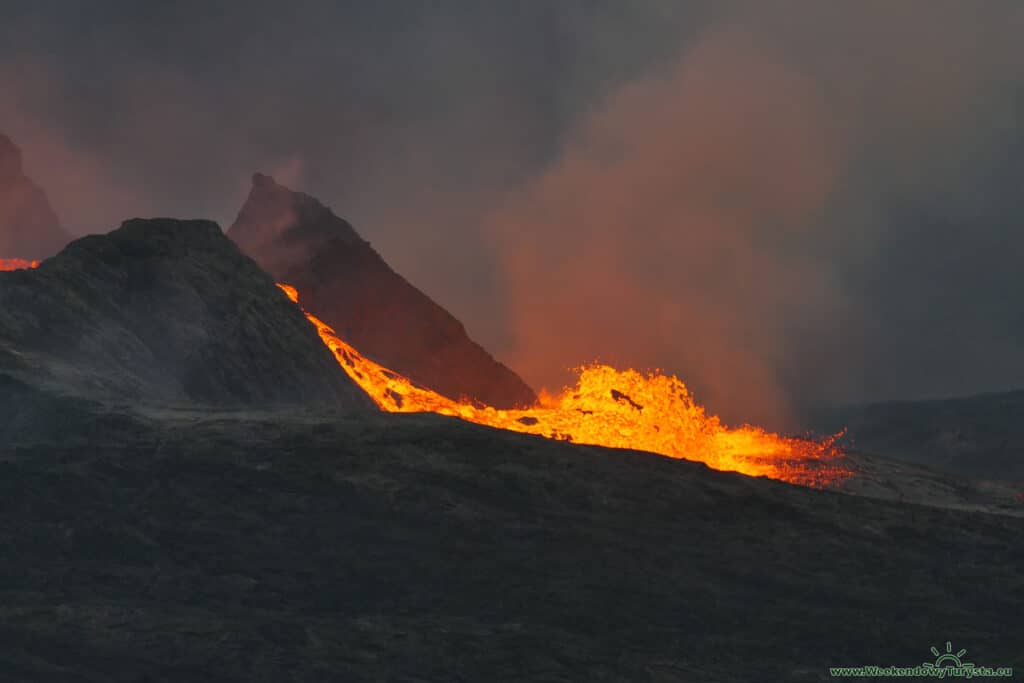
[279,283,849,487]
[0,258,40,271]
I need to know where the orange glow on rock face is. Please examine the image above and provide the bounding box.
[0,258,40,271]
[280,283,849,487]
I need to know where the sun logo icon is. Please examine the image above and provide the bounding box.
[923,641,974,670]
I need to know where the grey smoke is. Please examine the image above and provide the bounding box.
[2,1,1023,428]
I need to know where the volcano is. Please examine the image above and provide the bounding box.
[0,217,374,438]
[227,173,537,409]
[0,198,1020,683]
[0,133,70,261]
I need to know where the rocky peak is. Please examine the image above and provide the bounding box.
[231,173,362,273]
[0,217,376,411]
[227,174,538,409]
[0,132,70,260]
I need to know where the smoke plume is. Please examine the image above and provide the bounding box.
[2,1,1023,428]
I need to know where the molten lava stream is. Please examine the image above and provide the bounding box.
[0,258,40,271]
[278,283,849,487]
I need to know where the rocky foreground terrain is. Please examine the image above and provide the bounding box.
[1,406,1022,682]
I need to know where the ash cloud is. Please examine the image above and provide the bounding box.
[2,1,1023,428]
[484,2,1024,427]
[484,25,844,428]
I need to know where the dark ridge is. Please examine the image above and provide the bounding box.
[814,388,1024,482]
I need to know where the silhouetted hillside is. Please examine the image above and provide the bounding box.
[817,390,1024,482]
[228,173,537,409]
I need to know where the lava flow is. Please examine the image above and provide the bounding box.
[0,258,40,271]
[279,283,849,487]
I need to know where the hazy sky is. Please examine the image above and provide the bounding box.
[3,1,1024,428]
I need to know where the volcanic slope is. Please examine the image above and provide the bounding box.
[0,218,374,437]
[0,408,1021,682]
[227,173,537,409]
[0,133,70,260]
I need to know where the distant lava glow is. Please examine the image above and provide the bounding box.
[279,283,849,487]
[0,258,40,271]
